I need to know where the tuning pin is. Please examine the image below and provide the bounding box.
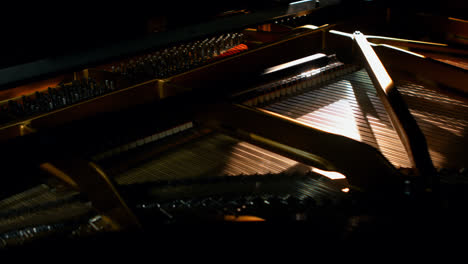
[90,83,98,97]
[34,91,41,101]
[8,100,21,116]
[120,63,126,75]
[56,90,65,107]
[51,87,61,107]
[151,61,158,77]
[45,88,54,110]
[33,91,44,112]
[201,43,207,60]
[110,80,115,91]
[104,80,109,91]
[22,95,33,115]
[63,86,72,105]
[72,85,80,102]
[78,82,87,100]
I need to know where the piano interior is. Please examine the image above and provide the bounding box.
[0,0,467,250]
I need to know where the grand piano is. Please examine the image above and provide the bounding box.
[0,0,467,250]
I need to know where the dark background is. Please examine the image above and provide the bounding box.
[0,1,283,69]
[0,0,466,69]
